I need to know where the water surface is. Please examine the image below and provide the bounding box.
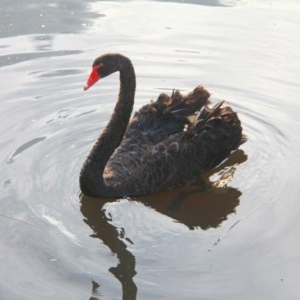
[1,1,300,299]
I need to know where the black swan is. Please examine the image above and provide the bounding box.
[80,53,246,198]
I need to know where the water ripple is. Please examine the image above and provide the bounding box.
[7,137,47,164]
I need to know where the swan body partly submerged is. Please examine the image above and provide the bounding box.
[79,53,246,198]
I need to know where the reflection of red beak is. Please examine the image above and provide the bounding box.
[84,65,101,91]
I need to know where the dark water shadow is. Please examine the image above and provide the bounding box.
[80,149,247,299]
[138,149,247,230]
[80,196,137,300]
[0,50,83,67]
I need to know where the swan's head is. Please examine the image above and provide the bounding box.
[84,53,127,91]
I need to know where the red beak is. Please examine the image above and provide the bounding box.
[84,65,101,91]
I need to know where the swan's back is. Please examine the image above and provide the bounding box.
[104,86,246,196]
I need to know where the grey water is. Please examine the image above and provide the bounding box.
[1,0,300,299]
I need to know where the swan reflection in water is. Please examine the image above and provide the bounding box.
[80,149,247,300]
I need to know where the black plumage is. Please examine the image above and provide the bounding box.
[80,53,246,198]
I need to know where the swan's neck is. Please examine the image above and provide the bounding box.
[80,58,136,197]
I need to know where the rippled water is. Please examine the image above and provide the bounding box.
[1,1,300,299]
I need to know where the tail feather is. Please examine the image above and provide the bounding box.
[190,101,246,170]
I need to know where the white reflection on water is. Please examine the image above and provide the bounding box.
[0,1,300,299]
